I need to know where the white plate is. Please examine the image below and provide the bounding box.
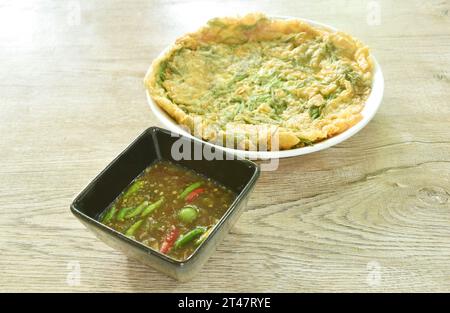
[146,16,384,159]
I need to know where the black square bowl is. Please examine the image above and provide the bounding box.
[70,127,260,281]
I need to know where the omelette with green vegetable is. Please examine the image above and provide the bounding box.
[145,13,374,150]
[99,161,236,261]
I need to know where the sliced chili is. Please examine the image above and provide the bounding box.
[185,188,205,203]
[160,227,180,254]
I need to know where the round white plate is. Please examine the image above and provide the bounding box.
[146,16,384,159]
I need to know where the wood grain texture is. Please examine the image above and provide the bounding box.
[0,0,449,292]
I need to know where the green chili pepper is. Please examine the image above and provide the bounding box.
[178,205,199,224]
[123,181,143,198]
[141,197,165,217]
[195,227,212,245]
[125,201,148,219]
[174,226,207,249]
[179,182,203,200]
[101,206,117,223]
[125,220,144,237]
[116,207,133,222]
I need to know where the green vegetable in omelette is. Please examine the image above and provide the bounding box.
[158,61,168,83]
[309,105,325,120]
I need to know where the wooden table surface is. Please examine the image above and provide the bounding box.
[1,0,449,292]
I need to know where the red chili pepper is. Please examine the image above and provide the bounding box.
[160,227,180,254]
[185,188,205,203]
